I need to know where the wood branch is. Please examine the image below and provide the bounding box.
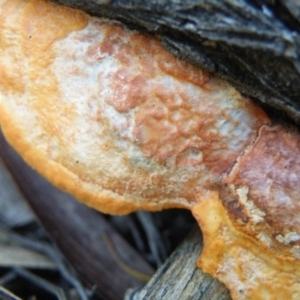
[125,228,231,300]
[51,0,300,124]
[0,131,154,300]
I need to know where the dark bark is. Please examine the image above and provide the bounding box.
[51,0,300,125]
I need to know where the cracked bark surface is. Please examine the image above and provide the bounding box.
[125,228,231,300]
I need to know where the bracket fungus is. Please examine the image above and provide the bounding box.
[1,0,300,299]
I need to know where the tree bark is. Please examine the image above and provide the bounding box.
[125,228,231,300]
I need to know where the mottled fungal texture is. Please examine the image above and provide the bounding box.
[0,0,300,299]
[52,0,300,125]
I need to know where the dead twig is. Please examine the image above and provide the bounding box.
[0,285,23,300]
[0,223,89,300]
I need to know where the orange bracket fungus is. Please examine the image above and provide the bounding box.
[1,0,300,299]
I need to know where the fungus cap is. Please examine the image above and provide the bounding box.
[1,1,300,299]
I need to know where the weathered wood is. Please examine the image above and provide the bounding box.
[52,0,300,125]
[0,230,55,269]
[0,244,53,269]
[125,228,231,300]
[0,159,35,228]
[0,131,154,300]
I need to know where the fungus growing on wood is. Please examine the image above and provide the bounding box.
[1,0,300,299]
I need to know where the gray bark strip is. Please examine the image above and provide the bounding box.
[125,228,232,300]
